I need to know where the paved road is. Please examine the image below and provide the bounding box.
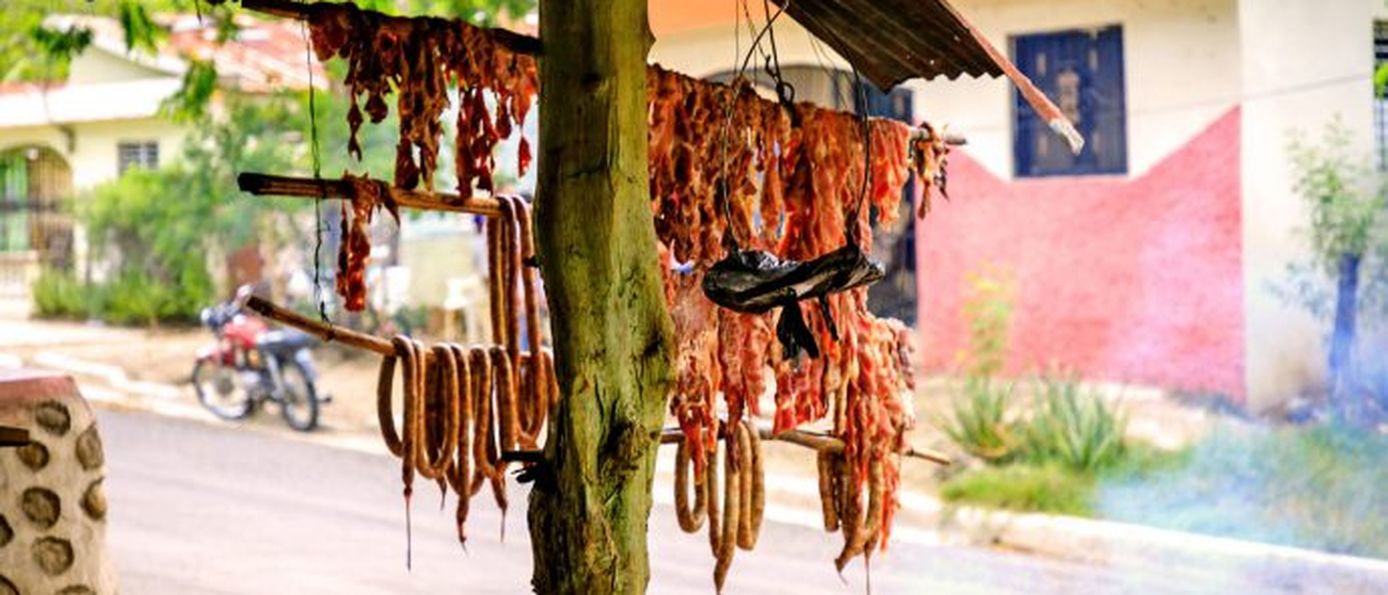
[99,409,1209,594]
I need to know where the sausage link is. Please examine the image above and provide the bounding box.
[446,344,473,545]
[490,345,519,456]
[469,347,495,497]
[862,459,885,557]
[391,337,421,495]
[705,438,722,555]
[487,216,506,346]
[834,459,870,572]
[817,450,840,532]
[674,437,706,533]
[499,199,528,447]
[418,344,460,480]
[736,420,764,550]
[714,429,740,592]
[377,352,403,457]
[513,198,545,440]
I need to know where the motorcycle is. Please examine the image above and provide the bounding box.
[191,289,325,431]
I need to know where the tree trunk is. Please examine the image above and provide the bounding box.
[527,1,674,593]
[1329,251,1361,417]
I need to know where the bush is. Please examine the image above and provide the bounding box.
[938,376,1020,463]
[32,270,89,319]
[1023,375,1128,473]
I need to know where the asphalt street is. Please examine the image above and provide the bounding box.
[98,409,1224,594]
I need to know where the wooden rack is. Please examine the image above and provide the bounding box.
[239,173,504,218]
[243,295,949,466]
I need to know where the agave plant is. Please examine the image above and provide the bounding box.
[1025,375,1128,473]
[938,376,1021,463]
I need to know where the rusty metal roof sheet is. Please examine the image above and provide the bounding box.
[773,0,1000,86]
[773,0,1084,153]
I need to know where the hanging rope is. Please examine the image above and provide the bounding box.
[300,18,332,327]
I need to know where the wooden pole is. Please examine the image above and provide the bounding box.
[525,0,676,592]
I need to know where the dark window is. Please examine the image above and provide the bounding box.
[1375,22,1388,170]
[117,141,158,174]
[1012,25,1127,177]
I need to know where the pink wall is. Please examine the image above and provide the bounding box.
[914,109,1244,398]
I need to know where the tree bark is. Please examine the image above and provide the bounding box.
[527,1,674,594]
[1329,251,1361,417]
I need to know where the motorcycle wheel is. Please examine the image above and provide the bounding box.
[278,359,320,432]
[192,359,255,421]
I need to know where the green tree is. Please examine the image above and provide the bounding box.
[1283,121,1387,420]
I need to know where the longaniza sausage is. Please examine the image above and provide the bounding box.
[513,197,545,440]
[377,353,403,457]
[490,345,519,456]
[817,450,839,532]
[469,347,494,497]
[674,437,706,532]
[736,419,764,550]
[714,429,740,592]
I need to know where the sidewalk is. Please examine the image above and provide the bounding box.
[7,316,1388,593]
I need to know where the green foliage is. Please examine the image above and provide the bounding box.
[29,24,92,64]
[32,270,93,319]
[79,168,217,325]
[116,2,166,55]
[355,0,534,24]
[1,0,193,83]
[1023,375,1128,473]
[941,463,1095,517]
[938,377,1020,463]
[161,59,219,123]
[960,266,1014,377]
[1288,121,1383,271]
[1274,120,1387,324]
[31,268,207,325]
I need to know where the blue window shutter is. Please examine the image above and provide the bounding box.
[1013,25,1127,177]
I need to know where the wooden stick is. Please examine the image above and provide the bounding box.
[244,294,394,355]
[0,425,29,448]
[227,0,543,56]
[244,294,552,368]
[238,173,504,218]
[658,426,950,466]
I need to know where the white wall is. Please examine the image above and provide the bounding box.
[909,0,1240,180]
[0,118,187,191]
[1239,0,1379,409]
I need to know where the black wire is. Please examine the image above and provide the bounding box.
[719,0,794,250]
[736,1,789,81]
[301,20,330,325]
[761,0,792,104]
[849,64,871,247]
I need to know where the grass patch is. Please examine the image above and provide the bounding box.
[941,463,1095,516]
[940,443,1186,517]
[1097,421,1388,559]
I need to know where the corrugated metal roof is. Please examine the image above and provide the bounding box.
[773,0,1083,153]
[774,0,1001,86]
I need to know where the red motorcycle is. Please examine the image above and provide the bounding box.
[191,290,324,431]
